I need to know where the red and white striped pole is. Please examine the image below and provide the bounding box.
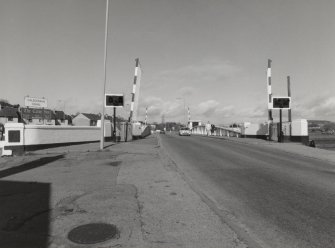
[129,58,140,122]
[267,59,273,122]
[145,106,148,125]
[267,59,273,140]
[187,107,191,122]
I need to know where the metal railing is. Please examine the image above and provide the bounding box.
[191,125,241,138]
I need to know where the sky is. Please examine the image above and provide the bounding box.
[1,0,335,124]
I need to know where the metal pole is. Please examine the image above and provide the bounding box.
[287,76,292,139]
[183,98,186,125]
[287,76,292,122]
[125,121,128,142]
[113,107,116,142]
[279,109,283,143]
[100,0,110,150]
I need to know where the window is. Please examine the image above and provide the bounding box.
[8,117,13,121]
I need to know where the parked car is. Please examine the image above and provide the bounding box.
[179,127,191,136]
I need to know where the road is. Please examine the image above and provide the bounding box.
[159,133,335,248]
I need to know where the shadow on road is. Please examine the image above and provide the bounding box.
[0,155,65,247]
[0,180,51,248]
[0,155,64,179]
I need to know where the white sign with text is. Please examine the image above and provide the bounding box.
[24,97,48,108]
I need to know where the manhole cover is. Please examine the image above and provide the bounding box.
[68,223,119,244]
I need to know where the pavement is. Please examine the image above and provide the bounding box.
[1,134,334,248]
[0,135,246,248]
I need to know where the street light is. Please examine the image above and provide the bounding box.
[100,0,110,150]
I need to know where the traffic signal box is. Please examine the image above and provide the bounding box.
[105,94,124,107]
[272,97,291,109]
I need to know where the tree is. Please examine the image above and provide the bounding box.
[323,122,335,132]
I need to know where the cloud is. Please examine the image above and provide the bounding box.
[293,95,335,120]
[176,87,196,97]
[197,100,220,117]
[136,94,335,124]
[139,96,164,116]
[195,100,238,122]
[150,59,241,90]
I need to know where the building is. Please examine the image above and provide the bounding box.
[20,107,55,125]
[0,107,19,124]
[55,110,71,125]
[188,120,202,129]
[72,113,101,126]
[65,115,73,125]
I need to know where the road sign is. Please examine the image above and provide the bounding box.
[271,97,291,109]
[24,96,48,108]
[105,94,124,107]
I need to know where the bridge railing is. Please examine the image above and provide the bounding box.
[191,125,241,138]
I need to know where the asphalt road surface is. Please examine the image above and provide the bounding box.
[159,133,335,248]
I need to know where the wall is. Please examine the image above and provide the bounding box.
[3,122,113,155]
[241,123,268,139]
[243,119,308,144]
[23,125,110,145]
[132,122,151,138]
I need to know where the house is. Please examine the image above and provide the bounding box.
[21,107,55,125]
[65,114,73,125]
[54,110,71,125]
[0,107,19,124]
[72,113,101,126]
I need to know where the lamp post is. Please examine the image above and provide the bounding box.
[100,0,110,150]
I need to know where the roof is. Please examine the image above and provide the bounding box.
[81,113,101,121]
[0,107,18,118]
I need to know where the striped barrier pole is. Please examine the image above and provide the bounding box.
[267,59,273,140]
[129,58,141,122]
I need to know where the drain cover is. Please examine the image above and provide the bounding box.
[68,223,119,244]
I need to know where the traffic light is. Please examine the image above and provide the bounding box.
[105,94,124,107]
[272,97,291,109]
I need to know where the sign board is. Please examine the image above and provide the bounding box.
[24,97,48,108]
[105,94,124,107]
[21,108,52,120]
[271,97,291,109]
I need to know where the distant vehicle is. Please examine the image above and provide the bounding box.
[156,130,165,134]
[179,127,191,136]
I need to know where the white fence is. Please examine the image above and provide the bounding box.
[191,125,241,137]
